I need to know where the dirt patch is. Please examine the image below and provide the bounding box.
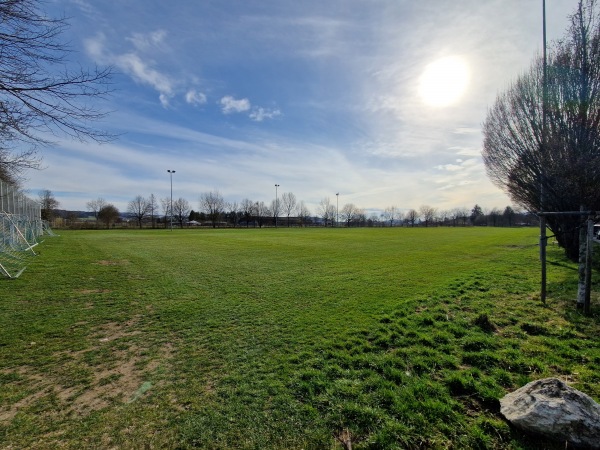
[92,317,143,343]
[0,319,175,423]
[94,260,130,266]
[0,370,51,422]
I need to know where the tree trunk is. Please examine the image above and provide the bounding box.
[548,215,580,262]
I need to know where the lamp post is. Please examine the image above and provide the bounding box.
[336,193,339,227]
[274,184,280,228]
[168,169,175,230]
[540,0,548,303]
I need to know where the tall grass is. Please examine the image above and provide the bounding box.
[1,227,598,449]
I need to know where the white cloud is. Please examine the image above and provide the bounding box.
[249,107,281,122]
[436,156,480,171]
[185,89,207,106]
[159,93,170,108]
[84,32,174,107]
[219,96,251,114]
[116,52,173,97]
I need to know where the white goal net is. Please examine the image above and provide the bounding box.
[0,180,44,278]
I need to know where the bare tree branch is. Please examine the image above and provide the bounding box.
[0,0,114,181]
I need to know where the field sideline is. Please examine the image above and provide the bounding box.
[1,227,599,449]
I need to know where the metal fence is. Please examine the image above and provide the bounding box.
[0,180,44,278]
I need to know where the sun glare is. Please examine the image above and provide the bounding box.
[418,56,470,107]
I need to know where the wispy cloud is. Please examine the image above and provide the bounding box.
[453,127,480,135]
[115,52,174,98]
[126,29,168,52]
[249,107,281,122]
[85,32,175,106]
[435,163,464,172]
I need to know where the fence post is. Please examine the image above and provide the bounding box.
[577,207,587,309]
[584,216,594,315]
[540,215,547,304]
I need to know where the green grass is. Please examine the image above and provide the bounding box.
[1,227,599,449]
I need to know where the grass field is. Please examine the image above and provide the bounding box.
[1,227,599,449]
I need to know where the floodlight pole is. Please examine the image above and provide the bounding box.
[274,184,279,228]
[336,193,339,227]
[168,169,175,231]
[540,0,548,303]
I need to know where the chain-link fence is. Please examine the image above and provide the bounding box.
[0,180,44,278]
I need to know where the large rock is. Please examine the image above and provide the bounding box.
[500,378,600,449]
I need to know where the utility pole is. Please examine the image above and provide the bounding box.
[336,193,339,227]
[274,184,279,228]
[168,169,175,231]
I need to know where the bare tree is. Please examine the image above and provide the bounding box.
[317,197,334,226]
[227,201,239,227]
[456,207,470,226]
[382,206,401,227]
[370,213,381,227]
[200,190,225,228]
[0,147,38,185]
[0,0,113,181]
[340,203,359,226]
[160,197,171,228]
[449,208,462,227]
[127,195,150,229]
[356,208,367,226]
[419,205,437,227]
[98,204,119,229]
[296,201,311,227]
[482,0,600,260]
[87,198,107,227]
[256,201,269,228]
[38,189,59,221]
[437,210,450,226]
[148,194,158,228]
[406,209,418,227]
[173,197,190,228]
[280,192,297,227]
[488,207,502,227]
[270,199,279,226]
[240,198,254,227]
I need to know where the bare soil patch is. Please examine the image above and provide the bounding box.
[0,318,174,422]
[94,260,130,266]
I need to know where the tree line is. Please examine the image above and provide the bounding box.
[39,189,533,229]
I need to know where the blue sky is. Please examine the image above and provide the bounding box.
[27,0,576,216]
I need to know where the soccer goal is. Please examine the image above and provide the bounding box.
[0,180,44,279]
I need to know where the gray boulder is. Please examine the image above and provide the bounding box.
[500,377,600,449]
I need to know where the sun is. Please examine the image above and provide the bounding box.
[418,56,470,107]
